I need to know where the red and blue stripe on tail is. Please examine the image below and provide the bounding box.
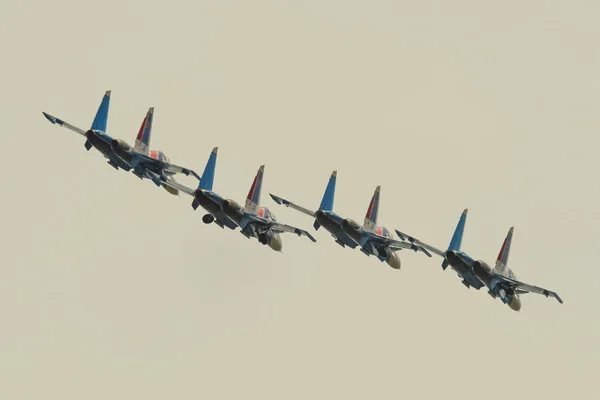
[134,107,153,154]
[494,227,513,274]
[363,186,381,232]
[245,165,264,214]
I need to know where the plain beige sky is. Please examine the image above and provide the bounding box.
[0,1,598,398]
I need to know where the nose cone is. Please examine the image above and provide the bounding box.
[269,234,283,252]
[509,295,522,312]
[387,252,401,269]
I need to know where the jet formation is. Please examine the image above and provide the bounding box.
[42,90,564,311]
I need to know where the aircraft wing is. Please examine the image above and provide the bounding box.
[163,163,201,180]
[42,112,87,136]
[494,274,563,304]
[366,233,432,257]
[245,214,316,242]
[395,229,446,257]
[269,194,316,217]
[270,222,317,242]
[133,153,200,179]
[159,177,196,196]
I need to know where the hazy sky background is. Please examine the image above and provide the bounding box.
[0,1,598,398]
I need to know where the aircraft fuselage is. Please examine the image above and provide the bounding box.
[339,217,401,269]
[85,130,132,171]
[446,251,521,310]
[471,262,522,311]
[314,210,358,248]
[221,199,283,251]
[444,250,486,289]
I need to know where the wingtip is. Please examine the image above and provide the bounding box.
[42,111,54,123]
[331,170,337,177]
[259,164,265,171]
[148,106,154,114]
[269,193,282,204]
[105,90,111,97]
[463,208,468,215]
[212,146,218,154]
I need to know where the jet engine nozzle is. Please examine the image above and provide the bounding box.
[341,218,361,233]
[222,199,244,222]
[223,199,243,212]
[110,139,132,155]
[472,260,493,281]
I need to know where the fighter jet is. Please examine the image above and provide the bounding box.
[160,147,316,251]
[395,210,563,311]
[270,171,431,269]
[42,91,196,195]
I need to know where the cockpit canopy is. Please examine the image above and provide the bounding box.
[505,268,517,280]
[149,149,169,163]
[375,226,392,238]
[258,207,276,221]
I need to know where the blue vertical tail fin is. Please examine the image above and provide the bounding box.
[318,171,337,212]
[442,209,467,270]
[90,90,111,133]
[448,209,468,252]
[198,147,218,191]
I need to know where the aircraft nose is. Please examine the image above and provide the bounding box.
[269,235,283,252]
[509,296,522,312]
